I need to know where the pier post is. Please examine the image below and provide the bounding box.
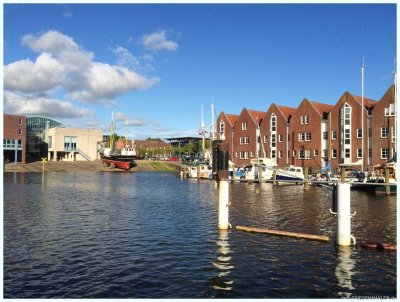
[273,170,277,185]
[336,182,355,246]
[258,165,263,184]
[197,165,200,180]
[218,179,229,230]
[385,167,390,195]
[304,167,309,189]
[232,164,236,182]
[340,166,346,183]
[212,140,230,230]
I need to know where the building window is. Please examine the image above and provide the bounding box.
[343,103,351,125]
[305,132,311,141]
[344,129,351,144]
[48,136,52,149]
[305,150,311,159]
[332,130,337,140]
[287,133,290,141]
[332,149,337,158]
[219,121,225,134]
[381,148,388,159]
[250,152,253,158]
[384,103,395,116]
[345,148,350,158]
[298,133,305,142]
[381,127,388,138]
[278,134,283,142]
[263,136,268,143]
[323,132,328,140]
[271,150,276,158]
[314,149,318,157]
[271,114,276,132]
[299,150,305,159]
[64,136,77,151]
[18,118,22,125]
[392,127,396,143]
[271,134,276,147]
[357,149,362,158]
[301,115,309,124]
[18,129,22,135]
[240,137,249,145]
[235,152,238,158]
[241,122,247,130]
[279,150,282,158]
[293,150,296,157]
[357,129,362,139]
[323,149,328,158]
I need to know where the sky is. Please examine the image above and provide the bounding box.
[3,3,397,140]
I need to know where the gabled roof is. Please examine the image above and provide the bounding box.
[308,101,333,116]
[276,105,296,120]
[248,110,265,124]
[225,114,239,126]
[352,95,378,107]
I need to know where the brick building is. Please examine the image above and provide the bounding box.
[260,104,296,166]
[231,108,265,166]
[129,139,170,159]
[290,99,333,171]
[371,85,396,166]
[217,112,238,158]
[4,114,27,164]
[329,92,377,170]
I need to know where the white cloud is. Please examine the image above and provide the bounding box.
[4,53,65,93]
[114,111,145,127]
[4,91,93,119]
[112,46,141,71]
[5,30,158,105]
[70,62,159,102]
[141,30,178,52]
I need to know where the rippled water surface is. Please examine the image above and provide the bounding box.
[4,172,396,298]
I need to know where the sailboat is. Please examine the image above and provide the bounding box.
[99,113,137,170]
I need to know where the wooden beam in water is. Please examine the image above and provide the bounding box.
[236,225,330,242]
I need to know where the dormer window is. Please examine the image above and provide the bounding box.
[384,103,395,116]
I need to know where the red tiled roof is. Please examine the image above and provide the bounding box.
[225,114,239,126]
[248,110,265,124]
[308,101,333,115]
[352,95,378,107]
[135,139,169,148]
[276,105,296,120]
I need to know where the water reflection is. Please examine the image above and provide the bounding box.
[335,246,356,297]
[212,230,234,291]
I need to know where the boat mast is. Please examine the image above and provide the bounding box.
[394,67,397,156]
[109,111,115,149]
[361,58,365,172]
[201,104,205,154]
[211,98,215,142]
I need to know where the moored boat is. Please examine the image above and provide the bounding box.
[275,165,304,184]
[366,162,397,194]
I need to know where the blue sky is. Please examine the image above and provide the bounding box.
[3,3,396,139]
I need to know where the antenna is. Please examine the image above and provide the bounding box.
[361,58,365,172]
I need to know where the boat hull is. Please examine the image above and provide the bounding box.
[275,174,303,183]
[101,155,137,170]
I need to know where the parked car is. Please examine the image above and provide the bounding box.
[168,157,179,161]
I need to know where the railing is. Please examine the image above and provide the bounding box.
[76,148,91,161]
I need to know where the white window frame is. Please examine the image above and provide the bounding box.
[263,136,268,143]
[298,133,305,142]
[305,132,311,141]
[381,127,388,138]
[357,129,362,139]
[381,148,388,159]
[278,134,283,142]
[392,126,396,143]
[305,150,311,159]
[332,149,337,159]
[279,150,282,158]
[271,114,277,131]
[219,121,225,134]
[332,130,337,140]
[301,115,309,125]
[357,148,362,158]
[241,122,247,130]
[345,148,351,158]
[314,149,318,157]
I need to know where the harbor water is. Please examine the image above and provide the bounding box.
[4,172,396,298]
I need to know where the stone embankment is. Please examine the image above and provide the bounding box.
[4,160,182,173]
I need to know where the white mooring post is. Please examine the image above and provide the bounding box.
[218,179,230,230]
[336,183,356,246]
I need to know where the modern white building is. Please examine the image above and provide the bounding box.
[46,127,103,161]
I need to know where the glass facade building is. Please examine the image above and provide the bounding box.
[26,116,63,161]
